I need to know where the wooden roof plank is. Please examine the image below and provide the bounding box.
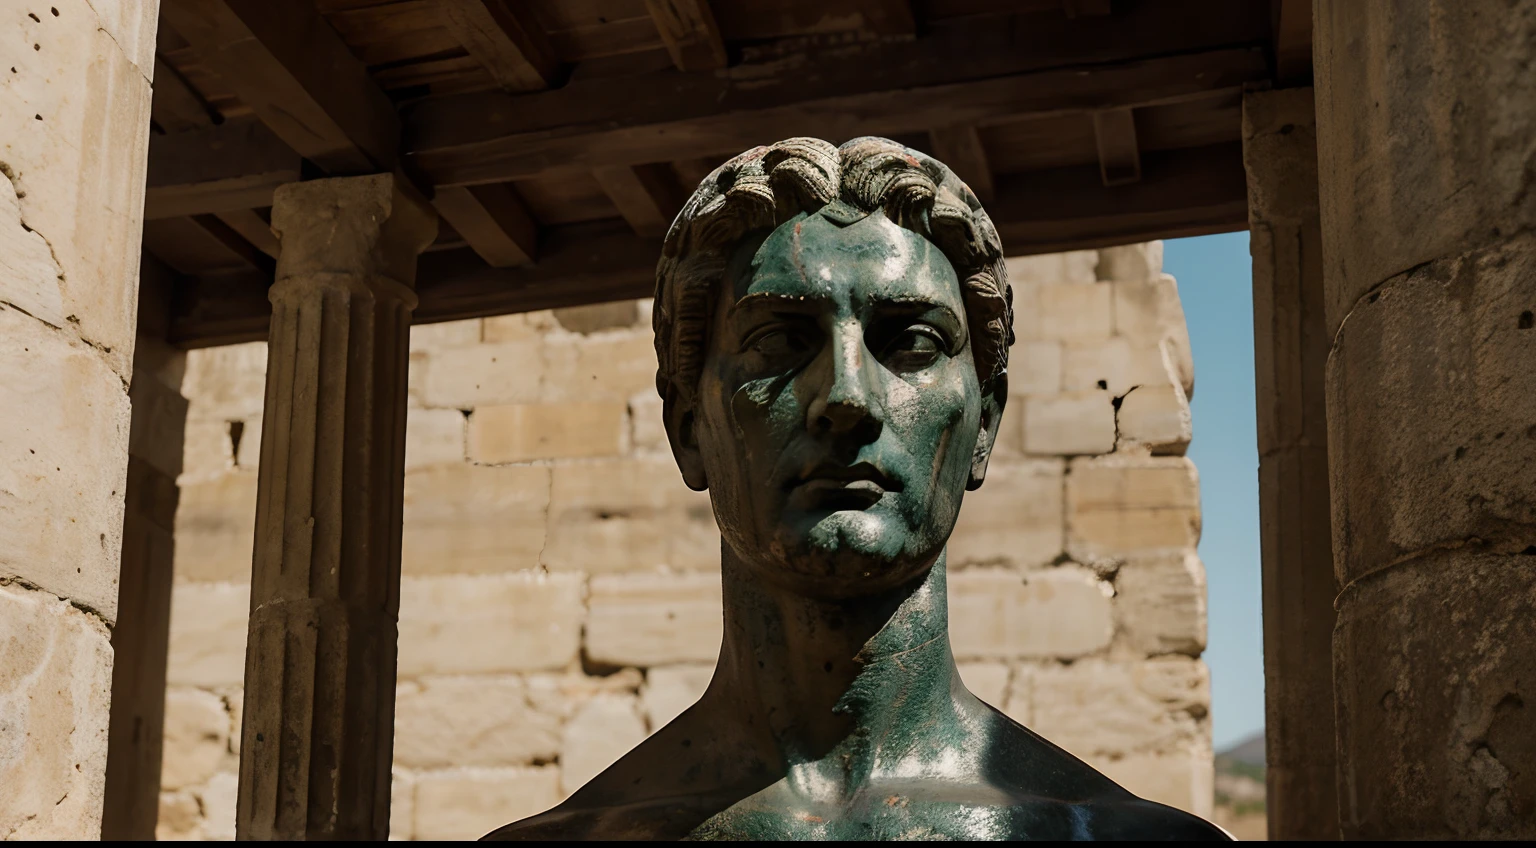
[432,183,540,266]
[436,0,561,92]
[160,0,400,173]
[214,209,280,258]
[407,45,1267,186]
[145,120,303,219]
[1092,107,1141,186]
[593,164,687,238]
[1272,0,1312,84]
[150,56,220,132]
[644,0,728,71]
[861,0,918,37]
[167,143,1248,347]
[927,125,995,201]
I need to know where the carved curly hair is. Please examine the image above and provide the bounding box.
[653,136,1014,404]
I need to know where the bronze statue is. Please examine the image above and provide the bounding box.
[487,138,1230,841]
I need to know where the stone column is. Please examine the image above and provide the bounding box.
[102,257,188,839]
[236,174,436,840]
[1240,88,1338,840]
[1315,1,1536,839]
[0,0,159,838]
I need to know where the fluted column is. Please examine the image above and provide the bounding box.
[235,174,437,840]
[1241,88,1338,840]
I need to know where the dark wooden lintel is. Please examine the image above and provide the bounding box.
[407,46,1266,187]
[145,120,302,219]
[1092,107,1141,186]
[166,146,1247,348]
[436,0,560,92]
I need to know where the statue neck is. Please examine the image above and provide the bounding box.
[710,547,959,794]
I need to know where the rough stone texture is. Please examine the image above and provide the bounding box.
[0,582,115,839]
[586,572,724,667]
[956,661,1010,710]
[166,582,250,688]
[404,407,466,470]
[397,573,585,676]
[1066,456,1201,565]
[1029,657,1209,761]
[237,174,438,841]
[0,308,131,617]
[1112,552,1207,657]
[413,767,562,841]
[1116,382,1191,456]
[160,689,232,792]
[559,694,648,794]
[1243,86,1338,840]
[1316,3,1536,837]
[642,664,714,730]
[1314,0,1536,340]
[158,242,1216,835]
[393,676,562,769]
[469,402,627,463]
[401,464,549,577]
[543,459,719,575]
[172,473,258,584]
[1334,552,1536,839]
[947,459,1063,568]
[1021,391,1116,456]
[950,566,1114,660]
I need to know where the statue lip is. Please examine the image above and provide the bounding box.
[787,460,902,494]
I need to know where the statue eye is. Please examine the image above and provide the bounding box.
[746,327,806,358]
[882,326,946,368]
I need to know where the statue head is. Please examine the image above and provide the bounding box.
[654,137,1013,599]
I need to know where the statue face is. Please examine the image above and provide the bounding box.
[675,210,1003,597]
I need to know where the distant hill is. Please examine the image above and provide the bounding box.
[1215,731,1266,812]
[1218,731,1265,769]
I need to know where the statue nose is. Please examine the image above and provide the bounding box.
[807,329,883,443]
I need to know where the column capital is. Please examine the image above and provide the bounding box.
[271,172,438,289]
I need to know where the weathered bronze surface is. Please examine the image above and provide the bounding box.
[485,138,1229,841]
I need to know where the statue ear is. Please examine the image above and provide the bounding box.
[662,386,709,491]
[966,371,1007,491]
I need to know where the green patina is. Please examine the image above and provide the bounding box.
[485,138,1229,842]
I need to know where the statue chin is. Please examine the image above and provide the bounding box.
[714,505,944,600]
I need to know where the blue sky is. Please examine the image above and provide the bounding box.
[1162,232,1264,752]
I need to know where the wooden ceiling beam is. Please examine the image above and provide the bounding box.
[436,0,560,92]
[1272,0,1312,84]
[145,120,303,219]
[432,183,539,267]
[144,215,274,277]
[927,126,995,201]
[213,209,279,259]
[1061,0,1112,18]
[1092,107,1141,186]
[150,56,220,133]
[645,0,728,72]
[160,0,399,173]
[406,45,1267,187]
[862,0,918,37]
[592,164,687,238]
[167,145,1248,348]
[989,142,1247,253]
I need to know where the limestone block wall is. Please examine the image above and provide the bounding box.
[155,242,1210,840]
[0,0,160,839]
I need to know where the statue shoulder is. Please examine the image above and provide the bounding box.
[1081,797,1234,841]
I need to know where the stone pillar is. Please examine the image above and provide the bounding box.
[236,174,436,840]
[102,257,188,839]
[1241,89,1338,840]
[0,0,159,838]
[1315,1,1536,839]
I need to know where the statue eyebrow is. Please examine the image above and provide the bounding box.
[726,290,829,318]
